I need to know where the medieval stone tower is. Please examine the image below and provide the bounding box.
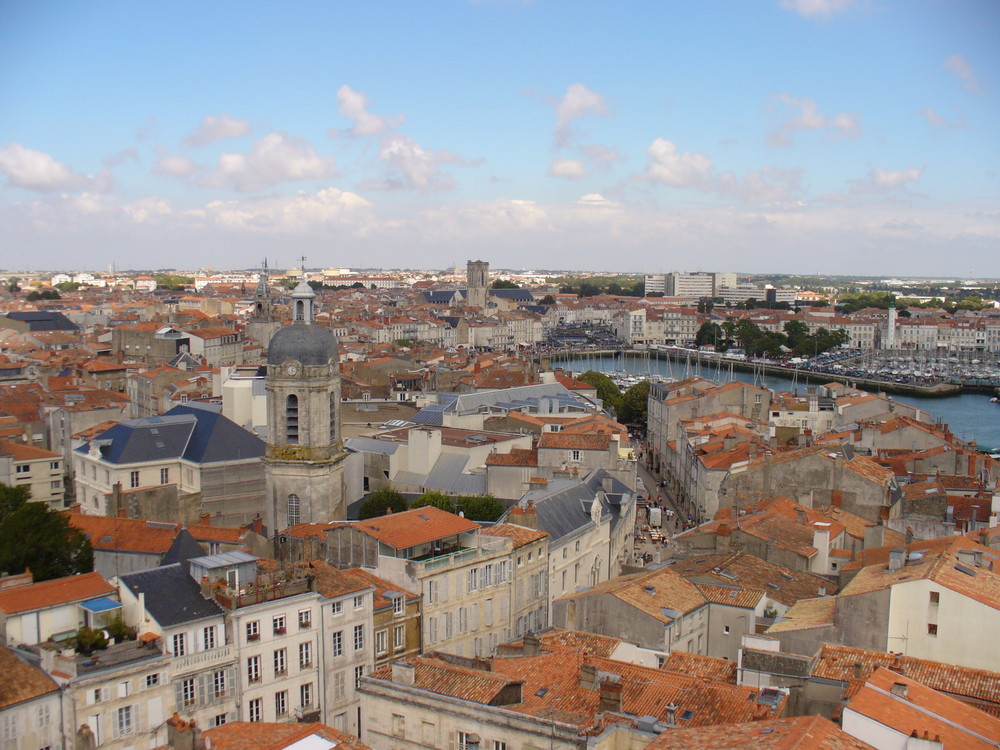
[466,259,489,309]
[263,276,347,531]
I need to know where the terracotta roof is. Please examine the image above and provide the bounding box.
[352,505,479,550]
[537,432,611,451]
[659,651,738,683]
[338,567,418,610]
[846,667,1000,749]
[0,645,59,709]
[0,438,60,461]
[766,596,837,633]
[307,561,377,602]
[0,571,113,615]
[485,447,538,467]
[557,566,707,624]
[529,628,622,657]
[203,721,371,750]
[481,523,549,548]
[643,715,874,750]
[812,644,1000,716]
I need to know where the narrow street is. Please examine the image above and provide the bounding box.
[629,436,683,565]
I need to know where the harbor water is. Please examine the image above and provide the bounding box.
[553,353,1000,454]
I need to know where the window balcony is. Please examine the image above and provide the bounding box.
[170,644,234,675]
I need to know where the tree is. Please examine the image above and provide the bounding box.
[576,371,623,413]
[456,495,505,522]
[0,502,93,581]
[0,483,30,522]
[27,289,60,301]
[357,488,408,520]
[783,320,810,350]
[411,491,457,513]
[540,295,556,305]
[491,279,518,289]
[695,322,724,348]
[618,381,650,424]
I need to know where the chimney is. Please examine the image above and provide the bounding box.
[580,663,598,690]
[602,475,614,493]
[796,509,806,524]
[891,682,909,699]
[392,661,415,686]
[598,678,623,713]
[888,546,906,572]
[118,506,127,518]
[905,527,914,545]
[509,503,537,530]
[853,662,863,679]
[523,634,541,656]
[199,512,212,526]
[664,702,678,726]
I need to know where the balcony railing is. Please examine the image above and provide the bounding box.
[171,644,234,675]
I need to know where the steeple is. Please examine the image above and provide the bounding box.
[291,257,315,324]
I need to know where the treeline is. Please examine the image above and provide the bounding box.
[577,371,649,425]
[553,276,645,298]
[695,320,849,358]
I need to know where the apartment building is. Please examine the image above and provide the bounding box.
[0,438,64,507]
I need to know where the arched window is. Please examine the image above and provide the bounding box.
[295,300,304,322]
[286,394,299,442]
[287,494,300,526]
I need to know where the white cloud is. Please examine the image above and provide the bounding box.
[335,85,402,137]
[849,167,924,194]
[154,154,201,178]
[716,165,804,204]
[361,134,469,191]
[768,94,861,146]
[552,83,608,146]
[190,187,374,233]
[549,158,587,179]
[943,55,983,93]
[779,0,855,19]
[577,193,622,208]
[202,132,336,192]
[918,107,967,130]
[104,148,139,168]
[639,138,714,188]
[184,113,251,147]
[0,143,90,192]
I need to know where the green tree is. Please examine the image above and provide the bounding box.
[576,371,623,412]
[540,295,556,305]
[0,483,30,522]
[27,289,60,301]
[783,320,810,350]
[0,502,93,581]
[618,381,651,424]
[411,491,457,513]
[456,495,505,522]
[695,322,724,348]
[55,281,81,292]
[357,488,408,520]
[491,279,518,289]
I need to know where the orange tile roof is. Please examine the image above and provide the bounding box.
[0,644,59,709]
[766,596,837,633]
[659,651,738,683]
[0,571,113,615]
[846,667,1000,749]
[307,561,376,601]
[484,447,538,467]
[643,715,874,750]
[481,523,549,548]
[0,438,60,461]
[352,505,479,550]
[203,721,371,750]
[537,433,611,451]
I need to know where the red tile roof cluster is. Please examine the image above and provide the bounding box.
[352,505,480,550]
[0,571,113,615]
[203,721,371,750]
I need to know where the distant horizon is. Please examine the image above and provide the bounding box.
[2,1,997,275]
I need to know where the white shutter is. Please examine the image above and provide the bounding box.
[101,687,111,702]
[86,690,96,706]
[441,576,449,602]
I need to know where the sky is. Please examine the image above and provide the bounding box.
[1,0,998,276]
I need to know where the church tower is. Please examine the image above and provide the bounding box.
[263,274,347,531]
[246,260,282,351]
[465,259,489,309]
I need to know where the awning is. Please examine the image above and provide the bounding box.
[79,597,121,614]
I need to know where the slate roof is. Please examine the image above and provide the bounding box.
[3,311,79,331]
[119,563,224,628]
[392,452,488,495]
[75,402,264,464]
[489,288,536,302]
[506,470,621,544]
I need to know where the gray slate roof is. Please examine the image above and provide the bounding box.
[119,563,224,628]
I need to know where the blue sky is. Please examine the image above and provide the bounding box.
[1,0,998,275]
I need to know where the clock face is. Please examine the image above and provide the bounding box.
[287,364,298,375]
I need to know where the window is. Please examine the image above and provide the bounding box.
[50,461,60,471]
[182,678,196,707]
[376,629,388,655]
[172,633,186,656]
[467,568,478,592]
[493,742,508,750]
[354,594,364,609]
[248,698,262,723]
[570,450,582,461]
[331,601,342,615]
[1,713,18,742]
[298,608,312,628]
[116,706,134,737]
[37,703,51,727]
[247,655,261,684]
[928,623,938,636]
[394,624,406,650]
[160,467,169,484]
[144,673,160,689]
[428,579,439,604]
[273,615,286,635]
[330,392,337,441]
[332,631,343,657]
[246,620,260,642]
[213,669,226,698]
[575,540,581,552]
[458,730,477,750]
[51,480,61,490]
[211,714,227,727]
[203,625,216,650]
[392,596,404,616]
[354,664,365,688]
[299,641,312,668]
[300,682,313,709]
[353,624,364,650]
[274,648,287,676]
[275,690,288,717]
[392,713,406,738]
[333,671,346,700]
[723,625,731,635]
[15,464,29,475]
[287,494,300,526]
[930,591,940,604]
[286,395,299,442]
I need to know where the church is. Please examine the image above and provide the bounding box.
[263,275,349,531]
